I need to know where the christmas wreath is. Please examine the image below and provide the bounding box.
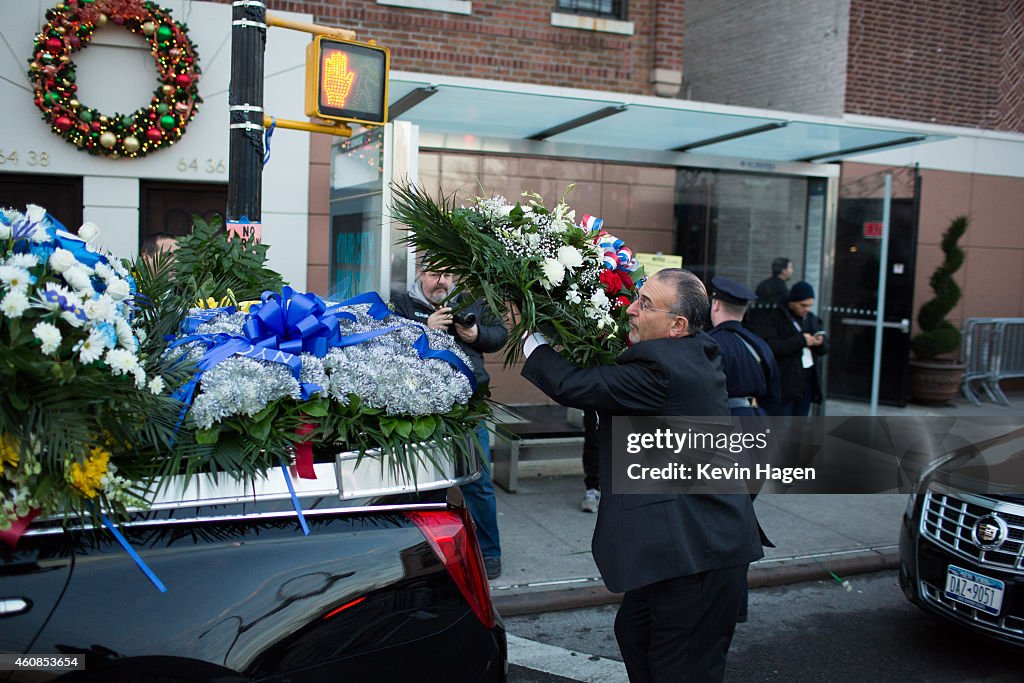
[27,0,201,159]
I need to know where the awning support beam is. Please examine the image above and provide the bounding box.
[389,86,439,120]
[527,105,628,141]
[798,135,927,162]
[670,122,788,152]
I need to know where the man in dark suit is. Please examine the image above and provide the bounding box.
[754,256,793,307]
[521,268,763,683]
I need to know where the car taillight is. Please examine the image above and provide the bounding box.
[406,508,496,629]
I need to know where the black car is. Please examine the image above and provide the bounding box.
[1,455,507,682]
[899,429,1024,648]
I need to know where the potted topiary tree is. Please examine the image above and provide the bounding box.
[908,215,968,403]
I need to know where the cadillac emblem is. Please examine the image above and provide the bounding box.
[971,514,1008,550]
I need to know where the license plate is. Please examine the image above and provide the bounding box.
[944,565,1005,616]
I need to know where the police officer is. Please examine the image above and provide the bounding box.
[709,276,781,417]
[708,276,780,622]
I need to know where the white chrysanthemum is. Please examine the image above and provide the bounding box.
[63,265,93,293]
[556,245,584,270]
[94,262,116,282]
[134,367,147,390]
[109,259,130,278]
[148,375,165,395]
[105,348,139,376]
[84,295,117,323]
[541,258,565,288]
[0,266,32,293]
[1,290,29,318]
[32,321,62,354]
[591,288,610,309]
[115,317,137,351]
[76,329,106,363]
[4,253,39,270]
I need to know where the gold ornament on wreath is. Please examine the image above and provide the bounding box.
[27,0,201,159]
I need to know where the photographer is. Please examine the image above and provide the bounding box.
[390,259,508,580]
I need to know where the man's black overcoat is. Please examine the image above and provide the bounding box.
[522,333,764,593]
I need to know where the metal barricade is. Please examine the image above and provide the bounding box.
[992,320,1024,405]
[960,317,1024,405]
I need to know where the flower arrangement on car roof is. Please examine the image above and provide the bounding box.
[165,286,488,481]
[1,206,490,541]
[0,205,186,534]
[390,183,645,368]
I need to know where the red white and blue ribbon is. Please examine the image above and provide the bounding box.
[593,230,639,272]
[582,214,603,232]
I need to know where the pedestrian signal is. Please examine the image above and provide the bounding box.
[305,36,389,126]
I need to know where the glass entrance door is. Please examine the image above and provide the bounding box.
[827,167,920,406]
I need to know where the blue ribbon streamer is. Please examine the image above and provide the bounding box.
[100,513,167,593]
[263,116,276,166]
[279,460,310,536]
[43,214,108,269]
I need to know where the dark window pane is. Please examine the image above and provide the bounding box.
[556,0,626,20]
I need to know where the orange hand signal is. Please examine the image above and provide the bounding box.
[321,51,356,107]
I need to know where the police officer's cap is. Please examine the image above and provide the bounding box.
[711,276,756,306]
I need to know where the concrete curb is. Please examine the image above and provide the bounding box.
[493,548,900,617]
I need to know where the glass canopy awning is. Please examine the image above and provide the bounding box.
[387,71,951,164]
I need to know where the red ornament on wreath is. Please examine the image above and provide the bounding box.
[27,0,201,159]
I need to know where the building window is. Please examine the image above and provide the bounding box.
[556,0,627,20]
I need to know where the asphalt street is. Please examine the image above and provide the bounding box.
[505,570,1022,682]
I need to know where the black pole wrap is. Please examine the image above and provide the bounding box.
[227,0,267,224]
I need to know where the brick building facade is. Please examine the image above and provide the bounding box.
[219,0,685,96]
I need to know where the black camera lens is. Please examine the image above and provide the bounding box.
[452,311,477,327]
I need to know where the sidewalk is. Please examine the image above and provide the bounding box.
[489,391,1024,617]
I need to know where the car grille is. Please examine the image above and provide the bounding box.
[920,491,1024,571]
[917,490,1024,641]
[918,581,1024,638]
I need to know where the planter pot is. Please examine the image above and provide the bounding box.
[909,359,966,404]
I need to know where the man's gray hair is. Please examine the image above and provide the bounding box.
[654,268,710,331]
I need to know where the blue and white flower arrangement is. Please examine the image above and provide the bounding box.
[165,288,487,481]
[0,205,184,538]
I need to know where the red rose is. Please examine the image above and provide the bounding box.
[600,269,623,294]
[616,295,631,309]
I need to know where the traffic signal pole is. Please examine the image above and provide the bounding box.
[227,0,267,230]
[226,9,383,237]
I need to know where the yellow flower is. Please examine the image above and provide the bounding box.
[0,434,19,476]
[68,447,111,499]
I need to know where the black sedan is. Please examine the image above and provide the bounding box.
[899,428,1024,649]
[0,459,507,682]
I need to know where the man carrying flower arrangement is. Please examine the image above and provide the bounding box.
[521,269,763,683]
[391,258,508,580]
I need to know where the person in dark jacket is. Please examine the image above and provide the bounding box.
[754,257,793,308]
[521,269,763,683]
[391,261,508,579]
[745,280,829,416]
